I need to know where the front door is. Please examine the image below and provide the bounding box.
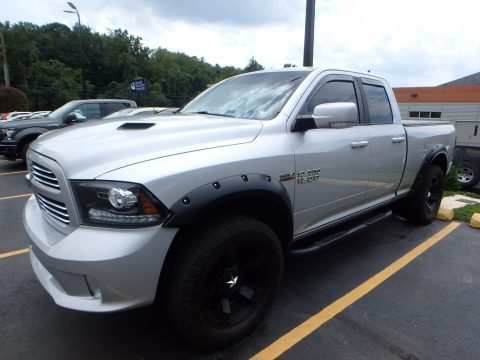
[289,75,370,236]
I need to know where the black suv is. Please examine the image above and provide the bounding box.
[0,99,136,163]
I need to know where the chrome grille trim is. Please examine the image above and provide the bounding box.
[36,193,70,224]
[31,163,60,189]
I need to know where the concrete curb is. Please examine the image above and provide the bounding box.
[470,213,480,228]
[436,207,454,221]
[436,195,480,227]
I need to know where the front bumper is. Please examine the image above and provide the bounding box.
[24,195,178,312]
[0,141,18,157]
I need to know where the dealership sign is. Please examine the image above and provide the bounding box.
[130,78,147,93]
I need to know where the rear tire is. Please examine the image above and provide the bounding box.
[393,165,444,225]
[164,214,284,349]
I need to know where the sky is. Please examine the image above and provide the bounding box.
[1,0,479,87]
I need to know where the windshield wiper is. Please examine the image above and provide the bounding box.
[191,111,236,118]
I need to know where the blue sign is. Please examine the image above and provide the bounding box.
[130,78,147,93]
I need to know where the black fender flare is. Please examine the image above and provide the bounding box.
[410,144,448,195]
[163,173,292,229]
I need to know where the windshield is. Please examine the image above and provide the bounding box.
[180,70,311,120]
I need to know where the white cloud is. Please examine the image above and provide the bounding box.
[1,0,479,86]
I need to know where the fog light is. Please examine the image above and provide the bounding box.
[108,188,137,209]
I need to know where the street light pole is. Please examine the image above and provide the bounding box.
[64,2,87,98]
[303,0,316,67]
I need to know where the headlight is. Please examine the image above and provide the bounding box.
[71,181,168,228]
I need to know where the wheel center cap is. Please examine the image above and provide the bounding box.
[226,275,239,289]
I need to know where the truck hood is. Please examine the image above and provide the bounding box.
[31,115,263,179]
[0,117,59,129]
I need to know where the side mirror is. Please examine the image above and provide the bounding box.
[312,102,357,129]
[65,113,77,124]
[292,102,358,132]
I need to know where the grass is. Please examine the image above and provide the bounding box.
[453,203,480,223]
[443,190,480,222]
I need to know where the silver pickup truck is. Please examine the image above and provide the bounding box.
[23,68,455,349]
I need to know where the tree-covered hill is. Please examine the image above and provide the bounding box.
[0,22,264,110]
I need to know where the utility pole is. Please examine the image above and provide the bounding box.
[0,29,11,87]
[303,0,316,67]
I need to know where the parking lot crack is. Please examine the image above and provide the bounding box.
[336,313,422,360]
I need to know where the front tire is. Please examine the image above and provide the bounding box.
[165,214,284,349]
[393,165,445,225]
[21,139,34,165]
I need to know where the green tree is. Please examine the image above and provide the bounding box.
[244,57,264,72]
[0,21,245,110]
[28,60,82,109]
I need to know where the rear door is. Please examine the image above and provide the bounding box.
[359,78,407,204]
[289,74,370,235]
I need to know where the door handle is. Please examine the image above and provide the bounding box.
[350,140,369,149]
[392,136,406,143]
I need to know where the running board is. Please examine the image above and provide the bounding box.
[288,209,392,256]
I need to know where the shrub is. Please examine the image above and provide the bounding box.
[0,86,29,112]
[444,165,461,191]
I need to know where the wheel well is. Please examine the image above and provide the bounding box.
[431,153,448,175]
[156,195,292,303]
[173,195,292,251]
[17,134,39,155]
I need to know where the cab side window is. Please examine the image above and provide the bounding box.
[363,84,393,124]
[68,103,101,121]
[303,81,359,122]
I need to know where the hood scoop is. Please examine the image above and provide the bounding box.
[117,122,155,130]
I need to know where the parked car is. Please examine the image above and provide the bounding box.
[103,107,177,119]
[0,99,136,163]
[23,68,455,349]
[453,146,480,189]
[28,111,51,119]
[1,111,31,120]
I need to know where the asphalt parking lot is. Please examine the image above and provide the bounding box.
[1,156,480,360]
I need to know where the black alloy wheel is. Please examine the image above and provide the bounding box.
[165,214,284,349]
[392,165,444,225]
[203,243,269,327]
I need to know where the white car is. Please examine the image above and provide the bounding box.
[1,111,31,121]
[103,107,177,119]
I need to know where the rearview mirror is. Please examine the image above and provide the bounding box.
[313,102,357,129]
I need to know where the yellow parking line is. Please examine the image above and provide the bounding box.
[0,193,32,201]
[251,222,461,360]
[0,247,29,259]
[0,170,28,176]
